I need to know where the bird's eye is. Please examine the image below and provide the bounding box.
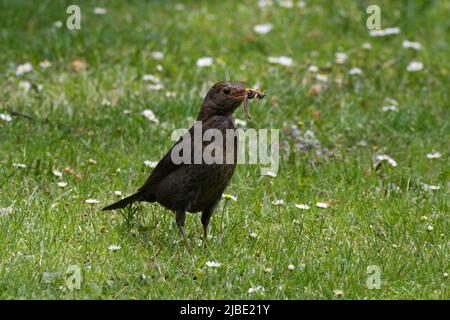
[222,88,231,95]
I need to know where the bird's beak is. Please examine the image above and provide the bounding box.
[231,88,250,102]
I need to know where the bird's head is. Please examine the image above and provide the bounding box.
[198,81,264,121]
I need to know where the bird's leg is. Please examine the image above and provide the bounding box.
[122,204,137,226]
[201,207,214,241]
[130,204,139,220]
[176,209,192,253]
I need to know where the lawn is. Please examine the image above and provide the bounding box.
[0,0,448,299]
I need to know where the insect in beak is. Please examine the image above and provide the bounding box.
[243,88,265,120]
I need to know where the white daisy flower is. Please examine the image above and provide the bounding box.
[308,65,319,73]
[52,169,62,177]
[288,264,295,270]
[53,21,63,28]
[114,190,122,196]
[148,83,164,91]
[108,245,121,251]
[248,286,265,293]
[335,52,348,64]
[101,98,111,106]
[0,113,12,122]
[258,0,273,8]
[369,27,401,37]
[57,182,67,188]
[382,105,398,112]
[93,7,107,15]
[406,61,423,72]
[16,63,32,76]
[222,194,237,201]
[268,56,294,67]
[0,207,13,215]
[444,273,448,278]
[333,289,344,297]
[388,27,402,35]
[234,118,247,126]
[295,204,310,210]
[175,3,185,11]
[422,184,440,191]
[19,81,31,93]
[140,109,159,123]
[249,232,258,238]
[402,40,421,50]
[375,154,397,167]
[39,60,51,69]
[156,64,163,72]
[272,199,284,206]
[297,1,306,8]
[316,202,329,208]
[142,74,160,83]
[12,163,26,168]
[264,268,273,273]
[426,152,441,159]
[384,97,398,105]
[278,0,294,8]
[144,160,158,168]
[315,74,328,82]
[196,57,213,67]
[382,98,399,112]
[362,42,372,50]
[205,261,221,268]
[253,23,273,35]
[349,67,363,75]
[85,199,99,204]
[165,91,176,98]
[358,139,367,147]
[151,51,164,60]
[263,171,277,177]
[426,225,434,231]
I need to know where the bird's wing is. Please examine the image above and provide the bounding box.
[137,127,193,193]
[137,143,180,193]
[137,117,234,193]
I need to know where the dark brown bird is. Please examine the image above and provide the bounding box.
[103,81,264,251]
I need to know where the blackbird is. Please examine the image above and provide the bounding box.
[103,81,264,250]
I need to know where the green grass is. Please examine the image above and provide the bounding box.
[0,0,448,299]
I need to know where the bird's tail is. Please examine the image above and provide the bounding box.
[102,192,143,211]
